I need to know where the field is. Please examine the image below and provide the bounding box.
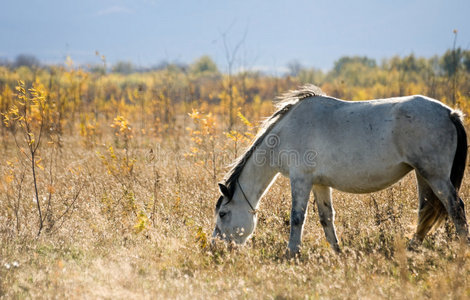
[1,55,470,299]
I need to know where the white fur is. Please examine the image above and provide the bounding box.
[214,94,469,253]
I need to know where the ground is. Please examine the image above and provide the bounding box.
[1,133,469,299]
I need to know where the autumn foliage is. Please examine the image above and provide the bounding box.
[1,52,470,298]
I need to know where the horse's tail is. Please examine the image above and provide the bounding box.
[416,110,467,237]
[449,110,467,192]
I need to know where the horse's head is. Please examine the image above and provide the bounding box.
[212,182,257,244]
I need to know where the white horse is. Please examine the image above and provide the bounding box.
[213,85,468,254]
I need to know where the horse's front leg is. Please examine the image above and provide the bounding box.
[287,175,314,255]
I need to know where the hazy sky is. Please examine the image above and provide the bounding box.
[1,0,469,71]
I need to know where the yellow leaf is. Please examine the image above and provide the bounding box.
[237,110,253,127]
[35,157,44,170]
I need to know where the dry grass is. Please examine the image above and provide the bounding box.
[1,122,470,300]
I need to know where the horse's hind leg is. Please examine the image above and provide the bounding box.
[424,176,469,240]
[411,173,447,245]
[313,185,341,252]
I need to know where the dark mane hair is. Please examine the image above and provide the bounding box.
[218,85,324,203]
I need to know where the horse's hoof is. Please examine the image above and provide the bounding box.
[285,248,300,259]
[407,236,422,251]
[332,244,342,253]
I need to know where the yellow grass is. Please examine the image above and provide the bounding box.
[1,62,470,298]
[1,125,469,299]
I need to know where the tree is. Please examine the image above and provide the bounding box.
[3,81,48,236]
[462,50,470,73]
[14,54,40,68]
[112,61,135,74]
[190,56,219,76]
[287,60,303,77]
[333,56,376,74]
[153,61,188,72]
[440,48,463,77]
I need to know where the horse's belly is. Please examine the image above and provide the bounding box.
[316,163,413,193]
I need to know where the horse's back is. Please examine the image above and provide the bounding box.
[284,94,456,156]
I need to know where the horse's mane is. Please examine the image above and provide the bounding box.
[217,85,324,206]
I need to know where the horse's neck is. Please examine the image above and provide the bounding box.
[237,156,278,209]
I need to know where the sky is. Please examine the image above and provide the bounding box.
[1,0,469,72]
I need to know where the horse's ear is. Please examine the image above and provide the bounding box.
[218,183,230,198]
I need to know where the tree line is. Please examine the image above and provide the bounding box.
[1,48,470,138]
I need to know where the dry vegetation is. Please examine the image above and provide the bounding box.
[1,52,470,299]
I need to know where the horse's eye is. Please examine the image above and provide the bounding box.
[219,211,227,219]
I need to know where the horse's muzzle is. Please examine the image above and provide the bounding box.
[212,226,221,239]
